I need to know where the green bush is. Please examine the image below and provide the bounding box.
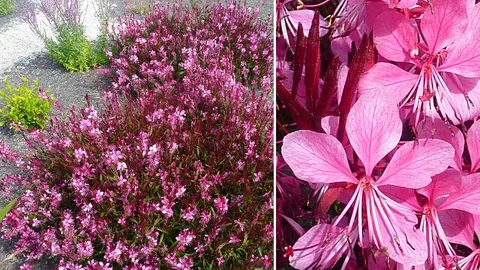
[0,77,55,131]
[0,0,14,16]
[130,1,152,15]
[45,24,107,72]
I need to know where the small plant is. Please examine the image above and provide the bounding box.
[0,0,14,16]
[0,77,54,131]
[129,1,152,15]
[45,25,104,72]
[23,0,110,72]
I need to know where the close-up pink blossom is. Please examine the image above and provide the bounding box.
[277,0,480,269]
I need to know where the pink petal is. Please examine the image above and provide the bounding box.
[337,64,349,103]
[379,185,422,211]
[438,209,476,251]
[466,2,480,33]
[438,31,480,78]
[468,120,480,173]
[331,38,351,64]
[364,1,390,32]
[420,0,468,54]
[417,169,462,204]
[321,115,339,137]
[441,74,480,124]
[289,224,343,269]
[376,139,454,188]
[417,119,464,172]
[439,173,480,215]
[289,10,328,38]
[397,0,417,8]
[475,215,480,236]
[282,130,358,184]
[373,10,417,63]
[346,90,402,176]
[358,62,417,104]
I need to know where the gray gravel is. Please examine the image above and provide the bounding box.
[0,0,272,268]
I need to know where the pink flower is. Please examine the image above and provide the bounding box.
[77,241,94,258]
[360,0,480,127]
[417,119,480,174]
[74,148,87,162]
[20,264,32,270]
[181,207,197,221]
[383,170,480,268]
[175,256,193,270]
[176,229,195,250]
[214,195,229,215]
[282,91,454,268]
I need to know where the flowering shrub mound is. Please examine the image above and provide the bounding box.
[106,1,272,96]
[0,1,273,269]
[277,0,480,269]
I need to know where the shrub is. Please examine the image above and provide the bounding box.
[106,1,273,96]
[129,1,152,15]
[23,0,110,72]
[0,72,273,269]
[0,0,14,16]
[0,77,54,131]
[0,2,273,269]
[46,25,106,72]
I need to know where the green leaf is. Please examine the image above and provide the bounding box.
[0,198,17,222]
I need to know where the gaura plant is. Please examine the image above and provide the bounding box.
[0,1,273,269]
[277,0,480,269]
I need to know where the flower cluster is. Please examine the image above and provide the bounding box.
[277,0,480,269]
[0,1,273,269]
[106,1,273,96]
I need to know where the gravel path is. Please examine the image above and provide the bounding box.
[0,0,272,268]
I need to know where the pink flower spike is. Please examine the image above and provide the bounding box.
[281,131,358,185]
[376,139,454,189]
[346,91,402,177]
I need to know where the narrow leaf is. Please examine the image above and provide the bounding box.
[0,198,16,222]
